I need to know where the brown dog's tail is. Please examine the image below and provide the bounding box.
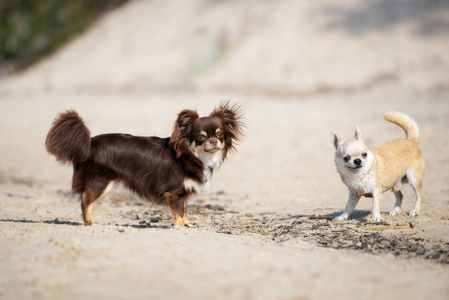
[45,110,91,164]
[384,111,419,144]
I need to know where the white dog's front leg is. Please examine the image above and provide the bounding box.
[371,189,383,222]
[335,191,360,220]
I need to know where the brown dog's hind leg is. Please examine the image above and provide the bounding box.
[81,180,113,226]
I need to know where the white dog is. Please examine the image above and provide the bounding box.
[331,112,425,222]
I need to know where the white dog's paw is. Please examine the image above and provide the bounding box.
[409,209,419,217]
[389,207,402,216]
[334,213,349,221]
[370,214,383,222]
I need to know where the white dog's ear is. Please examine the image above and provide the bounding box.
[354,126,363,141]
[331,133,343,150]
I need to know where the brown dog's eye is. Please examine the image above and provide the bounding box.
[198,135,206,141]
[343,155,350,162]
[362,153,367,158]
[217,131,223,138]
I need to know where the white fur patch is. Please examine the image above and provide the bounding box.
[190,141,225,177]
[198,149,224,173]
[188,141,226,192]
[183,178,202,193]
[336,150,376,196]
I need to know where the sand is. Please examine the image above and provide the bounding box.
[1,1,448,299]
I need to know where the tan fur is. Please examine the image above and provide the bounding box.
[165,192,193,228]
[81,182,113,225]
[384,111,419,144]
[372,139,424,193]
[331,112,425,222]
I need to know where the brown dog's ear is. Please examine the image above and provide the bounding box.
[211,101,245,150]
[170,109,199,156]
[174,109,199,136]
[331,133,343,150]
[354,126,363,141]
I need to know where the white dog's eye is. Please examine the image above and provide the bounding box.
[362,153,367,158]
[343,155,350,162]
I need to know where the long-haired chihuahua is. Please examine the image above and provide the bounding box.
[45,101,244,227]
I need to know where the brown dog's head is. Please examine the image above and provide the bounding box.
[170,101,244,159]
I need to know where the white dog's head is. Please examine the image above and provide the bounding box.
[331,127,373,174]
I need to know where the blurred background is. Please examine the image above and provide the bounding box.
[1,0,448,95]
[0,0,129,76]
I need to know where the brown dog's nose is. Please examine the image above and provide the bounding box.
[209,138,218,146]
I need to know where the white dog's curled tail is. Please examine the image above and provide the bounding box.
[384,111,419,144]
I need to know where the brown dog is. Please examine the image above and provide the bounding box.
[45,102,244,227]
[331,112,425,222]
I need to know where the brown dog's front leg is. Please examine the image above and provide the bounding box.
[164,192,186,227]
[183,201,193,227]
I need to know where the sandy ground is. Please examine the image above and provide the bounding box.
[1,1,449,300]
[1,91,448,300]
